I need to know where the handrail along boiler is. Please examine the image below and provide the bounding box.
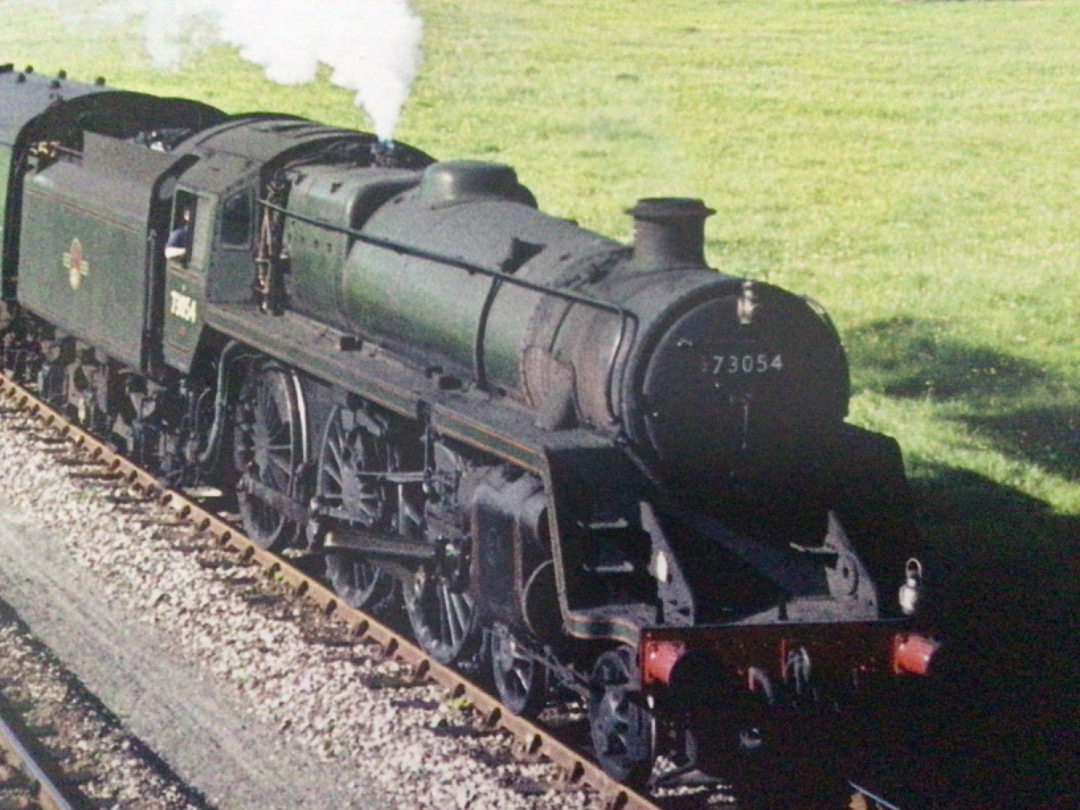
[0,64,938,795]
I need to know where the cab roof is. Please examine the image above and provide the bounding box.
[171,116,434,197]
[0,64,225,149]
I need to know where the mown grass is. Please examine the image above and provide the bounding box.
[4,0,1074,513]
[2,1,1076,801]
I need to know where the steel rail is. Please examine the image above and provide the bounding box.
[848,781,903,810]
[0,372,660,810]
[0,696,82,810]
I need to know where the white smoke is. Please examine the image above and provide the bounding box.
[97,0,422,141]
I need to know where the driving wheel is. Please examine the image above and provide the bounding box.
[316,404,396,611]
[232,362,305,550]
[404,535,479,665]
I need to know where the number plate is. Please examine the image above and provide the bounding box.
[708,352,784,375]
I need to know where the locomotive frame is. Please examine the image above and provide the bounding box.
[1,64,939,800]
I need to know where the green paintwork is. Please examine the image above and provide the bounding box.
[163,261,205,368]
[0,151,10,276]
[342,237,498,375]
[19,177,150,368]
[284,165,420,331]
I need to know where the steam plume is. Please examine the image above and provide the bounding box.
[99,0,422,141]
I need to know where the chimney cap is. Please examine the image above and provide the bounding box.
[626,197,714,221]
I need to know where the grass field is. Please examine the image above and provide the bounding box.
[2,0,1076,802]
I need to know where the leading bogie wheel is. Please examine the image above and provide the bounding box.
[588,647,655,788]
[490,623,547,718]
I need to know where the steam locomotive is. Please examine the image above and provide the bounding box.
[1,65,938,800]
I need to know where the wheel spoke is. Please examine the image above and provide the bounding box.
[436,585,453,646]
[327,436,345,469]
[449,592,472,644]
[511,663,530,693]
[266,451,294,474]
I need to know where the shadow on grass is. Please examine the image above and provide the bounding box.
[902,466,1078,807]
[962,406,1079,480]
[845,315,1079,479]
[846,315,1045,400]
[838,317,1077,804]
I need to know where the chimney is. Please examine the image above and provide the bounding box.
[627,197,714,270]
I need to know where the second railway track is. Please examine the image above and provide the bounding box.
[0,693,83,810]
[0,593,211,810]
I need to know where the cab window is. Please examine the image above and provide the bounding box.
[166,192,197,264]
[221,191,253,248]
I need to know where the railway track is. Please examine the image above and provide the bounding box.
[0,372,678,810]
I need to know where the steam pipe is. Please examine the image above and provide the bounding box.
[196,340,253,466]
[257,197,631,318]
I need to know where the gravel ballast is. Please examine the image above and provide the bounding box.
[0,409,600,810]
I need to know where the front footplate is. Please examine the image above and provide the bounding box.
[638,620,940,700]
[637,621,943,803]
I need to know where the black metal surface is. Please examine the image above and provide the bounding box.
[629,280,849,489]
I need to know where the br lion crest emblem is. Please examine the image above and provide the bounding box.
[62,238,90,290]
